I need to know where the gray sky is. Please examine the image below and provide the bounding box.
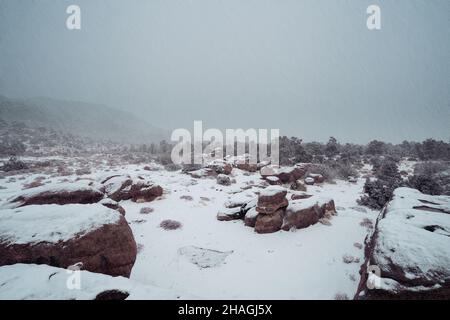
[0,0,449,143]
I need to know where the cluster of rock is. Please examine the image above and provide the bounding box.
[184,156,262,180]
[260,163,310,185]
[355,188,450,300]
[0,174,164,279]
[217,185,336,234]
[101,175,163,203]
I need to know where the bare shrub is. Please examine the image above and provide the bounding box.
[160,219,182,230]
[353,242,363,249]
[342,254,355,264]
[140,207,154,214]
[334,292,350,300]
[1,156,28,172]
[22,180,44,189]
[360,218,373,229]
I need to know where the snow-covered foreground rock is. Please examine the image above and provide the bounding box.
[356,188,450,299]
[0,204,137,277]
[0,264,192,300]
[0,160,377,299]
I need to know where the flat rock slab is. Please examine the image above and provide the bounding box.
[178,246,233,269]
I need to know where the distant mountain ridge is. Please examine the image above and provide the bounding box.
[0,95,167,144]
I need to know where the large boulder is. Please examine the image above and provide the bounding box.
[0,204,137,278]
[282,196,335,230]
[216,207,243,221]
[101,175,162,203]
[255,209,284,234]
[6,182,104,208]
[256,186,288,214]
[355,188,450,300]
[307,173,325,184]
[277,166,306,183]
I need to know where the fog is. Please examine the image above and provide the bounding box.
[0,0,449,143]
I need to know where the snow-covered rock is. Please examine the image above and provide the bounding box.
[355,187,450,299]
[5,181,104,208]
[282,196,336,231]
[0,204,137,277]
[99,198,126,215]
[256,186,288,214]
[244,207,259,227]
[307,173,324,184]
[0,264,190,300]
[101,175,162,203]
[255,209,284,234]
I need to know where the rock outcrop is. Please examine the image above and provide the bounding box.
[282,196,336,231]
[217,180,336,234]
[0,204,137,278]
[355,188,450,300]
[6,182,104,208]
[101,175,162,203]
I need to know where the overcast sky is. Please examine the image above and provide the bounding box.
[0,0,449,143]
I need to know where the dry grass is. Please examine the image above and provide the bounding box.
[359,218,373,229]
[140,207,154,214]
[160,219,182,230]
[334,292,350,300]
[353,242,363,249]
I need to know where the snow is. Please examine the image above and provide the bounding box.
[304,177,315,184]
[259,185,286,197]
[245,207,258,219]
[287,196,333,212]
[0,264,192,300]
[0,204,121,245]
[0,159,378,299]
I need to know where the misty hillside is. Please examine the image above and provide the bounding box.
[0,95,167,144]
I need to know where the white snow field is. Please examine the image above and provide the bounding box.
[0,161,376,299]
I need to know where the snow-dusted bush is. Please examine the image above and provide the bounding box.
[306,164,336,182]
[407,161,449,195]
[358,177,402,210]
[160,219,182,230]
[1,156,28,172]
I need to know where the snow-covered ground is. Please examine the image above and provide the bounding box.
[0,161,377,299]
